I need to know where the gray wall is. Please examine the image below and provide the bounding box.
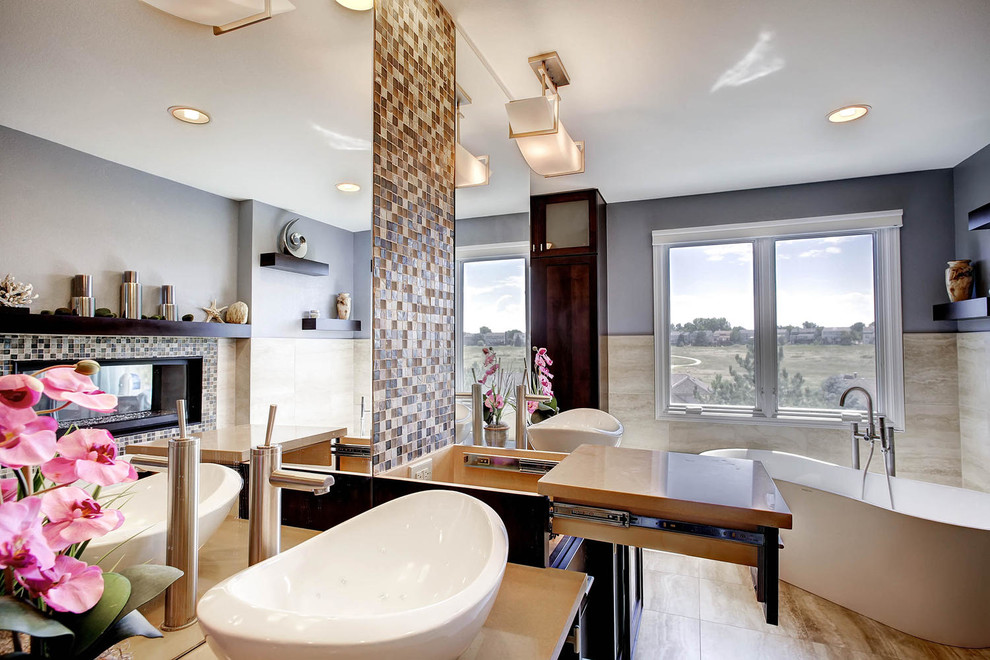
[455,212,528,247]
[606,170,956,335]
[352,230,371,339]
[245,201,364,338]
[0,126,238,318]
[953,143,990,332]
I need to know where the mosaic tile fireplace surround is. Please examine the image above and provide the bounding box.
[0,334,219,450]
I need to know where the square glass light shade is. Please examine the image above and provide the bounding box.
[139,0,295,25]
[514,121,584,177]
[505,94,557,137]
[455,143,490,188]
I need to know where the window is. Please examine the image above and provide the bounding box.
[653,211,904,428]
[455,242,530,392]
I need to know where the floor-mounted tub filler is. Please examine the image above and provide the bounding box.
[702,448,990,648]
[197,490,509,660]
[527,408,623,453]
[82,463,242,571]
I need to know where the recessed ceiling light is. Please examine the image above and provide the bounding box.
[827,104,870,123]
[335,0,373,10]
[168,106,210,124]
[336,182,361,192]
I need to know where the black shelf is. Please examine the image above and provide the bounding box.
[260,253,329,276]
[969,201,990,231]
[933,297,990,321]
[0,313,252,338]
[301,318,362,332]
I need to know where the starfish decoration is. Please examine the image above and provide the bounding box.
[201,299,228,323]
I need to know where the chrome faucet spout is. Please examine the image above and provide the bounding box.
[270,468,334,495]
[839,386,875,439]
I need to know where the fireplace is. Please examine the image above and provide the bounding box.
[16,357,203,437]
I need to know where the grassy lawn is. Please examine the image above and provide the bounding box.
[672,344,876,395]
[462,344,530,383]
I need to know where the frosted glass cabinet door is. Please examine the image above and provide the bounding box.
[545,199,590,250]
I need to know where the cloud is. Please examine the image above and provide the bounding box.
[711,30,785,92]
[799,246,842,258]
[696,243,752,263]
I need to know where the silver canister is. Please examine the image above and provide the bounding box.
[120,270,141,319]
[163,399,200,631]
[71,274,95,317]
[160,285,176,321]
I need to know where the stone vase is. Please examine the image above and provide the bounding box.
[483,424,509,447]
[336,292,352,320]
[945,260,974,302]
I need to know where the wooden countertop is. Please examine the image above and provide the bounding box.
[131,518,587,660]
[538,445,792,531]
[125,424,347,463]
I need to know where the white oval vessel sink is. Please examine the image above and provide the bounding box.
[83,463,242,570]
[198,490,508,660]
[527,408,623,453]
[455,402,472,444]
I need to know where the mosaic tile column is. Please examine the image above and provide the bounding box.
[371,0,456,473]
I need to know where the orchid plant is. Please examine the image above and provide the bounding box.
[0,361,180,660]
[472,347,514,428]
[528,347,559,423]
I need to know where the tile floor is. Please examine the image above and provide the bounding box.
[635,550,990,660]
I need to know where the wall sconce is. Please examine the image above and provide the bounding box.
[505,51,585,177]
[139,0,295,35]
[455,85,491,188]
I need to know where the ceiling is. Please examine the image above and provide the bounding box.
[0,0,374,231]
[442,0,990,203]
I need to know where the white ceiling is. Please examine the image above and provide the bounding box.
[442,0,990,203]
[0,0,374,231]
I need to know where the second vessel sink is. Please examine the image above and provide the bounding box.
[198,490,508,660]
[527,408,624,453]
[455,402,472,444]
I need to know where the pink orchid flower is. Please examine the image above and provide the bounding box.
[40,368,117,413]
[0,497,56,571]
[0,405,58,469]
[40,486,124,551]
[494,394,505,409]
[17,553,104,614]
[41,429,137,487]
[1,478,17,502]
[0,374,45,410]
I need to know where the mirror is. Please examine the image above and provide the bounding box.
[0,0,374,512]
[453,30,531,451]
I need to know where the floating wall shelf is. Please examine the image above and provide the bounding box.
[932,297,990,322]
[259,252,330,276]
[301,318,362,332]
[0,313,252,338]
[969,201,990,231]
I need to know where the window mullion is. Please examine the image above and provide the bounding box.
[753,238,778,418]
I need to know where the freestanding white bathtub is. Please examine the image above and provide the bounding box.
[82,463,242,571]
[701,448,990,648]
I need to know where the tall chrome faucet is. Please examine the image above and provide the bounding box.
[840,386,896,507]
[129,399,200,631]
[248,405,335,565]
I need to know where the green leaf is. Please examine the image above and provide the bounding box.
[74,611,163,660]
[113,565,182,626]
[54,572,130,655]
[0,597,74,642]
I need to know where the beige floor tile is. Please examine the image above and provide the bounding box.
[700,620,821,660]
[644,571,700,618]
[697,558,752,586]
[644,550,701,577]
[634,610,701,660]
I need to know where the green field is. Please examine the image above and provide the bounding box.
[672,344,876,407]
[462,344,529,382]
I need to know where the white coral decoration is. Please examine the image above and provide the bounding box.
[0,273,39,307]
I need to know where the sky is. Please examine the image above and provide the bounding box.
[669,234,875,328]
[462,258,527,334]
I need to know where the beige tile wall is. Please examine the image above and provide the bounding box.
[215,338,237,429]
[608,333,966,486]
[958,332,990,492]
[234,338,360,432]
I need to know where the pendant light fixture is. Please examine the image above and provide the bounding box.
[455,85,491,189]
[505,51,585,177]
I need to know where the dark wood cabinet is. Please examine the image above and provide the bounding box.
[531,189,608,411]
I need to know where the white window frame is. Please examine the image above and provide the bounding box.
[455,241,531,392]
[652,210,905,429]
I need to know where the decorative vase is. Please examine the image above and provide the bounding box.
[945,260,974,302]
[336,292,352,320]
[483,424,509,447]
